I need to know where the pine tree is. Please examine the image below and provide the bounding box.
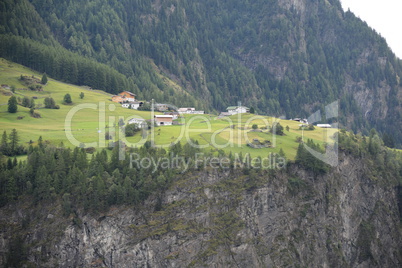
[34,165,50,201]
[8,129,19,156]
[0,131,9,156]
[41,73,48,85]
[8,96,18,113]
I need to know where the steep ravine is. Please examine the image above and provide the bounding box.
[0,153,401,267]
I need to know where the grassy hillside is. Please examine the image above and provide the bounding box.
[0,58,151,146]
[0,58,337,160]
[2,0,401,148]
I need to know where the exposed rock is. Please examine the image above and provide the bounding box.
[0,153,400,267]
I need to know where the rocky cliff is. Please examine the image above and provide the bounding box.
[1,153,401,267]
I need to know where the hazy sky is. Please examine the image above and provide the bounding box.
[340,0,402,59]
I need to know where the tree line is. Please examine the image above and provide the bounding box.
[1,128,402,217]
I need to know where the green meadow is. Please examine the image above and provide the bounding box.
[0,58,337,160]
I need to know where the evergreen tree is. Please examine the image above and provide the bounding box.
[271,122,284,136]
[8,129,19,156]
[41,73,48,85]
[34,165,50,201]
[44,97,58,109]
[7,96,18,113]
[22,96,31,108]
[63,93,72,104]
[30,98,35,108]
[79,92,84,99]
[0,131,8,156]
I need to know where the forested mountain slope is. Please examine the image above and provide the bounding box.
[1,132,402,267]
[1,0,401,145]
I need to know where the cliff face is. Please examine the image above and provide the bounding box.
[1,153,401,267]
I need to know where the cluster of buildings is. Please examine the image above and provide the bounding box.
[113,93,333,129]
[292,118,333,128]
[112,91,204,127]
[219,106,250,117]
[112,91,143,110]
[127,116,174,127]
[177,107,204,114]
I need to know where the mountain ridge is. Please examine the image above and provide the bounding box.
[1,0,401,145]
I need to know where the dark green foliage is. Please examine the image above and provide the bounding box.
[252,124,258,130]
[29,107,41,118]
[21,96,30,107]
[0,128,401,220]
[295,140,329,174]
[368,129,382,156]
[383,133,395,148]
[0,130,25,157]
[63,93,72,104]
[271,122,284,136]
[125,123,140,137]
[138,102,151,111]
[7,96,17,113]
[1,131,9,155]
[249,107,255,114]
[8,129,19,155]
[79,92,84,99]
[21,96,35,108]
[287,177,306,196]
[43,97,58,109]
[357,221,375,262]
[41,73,48,85]
[5,234,27,267]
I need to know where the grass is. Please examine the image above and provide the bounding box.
[0,58,338,160]
[0,58,152,147]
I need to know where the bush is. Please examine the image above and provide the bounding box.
[63,93,72,104]
[44,97,58,109]
[125,123,140,137]
[270,122,284,135]
[29,108,41,118]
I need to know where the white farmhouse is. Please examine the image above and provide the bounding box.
[316,124,332,128]
[227,106,249,115]
[128,118,146,128]
[122,101,143,110]
[178,108,195,113]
